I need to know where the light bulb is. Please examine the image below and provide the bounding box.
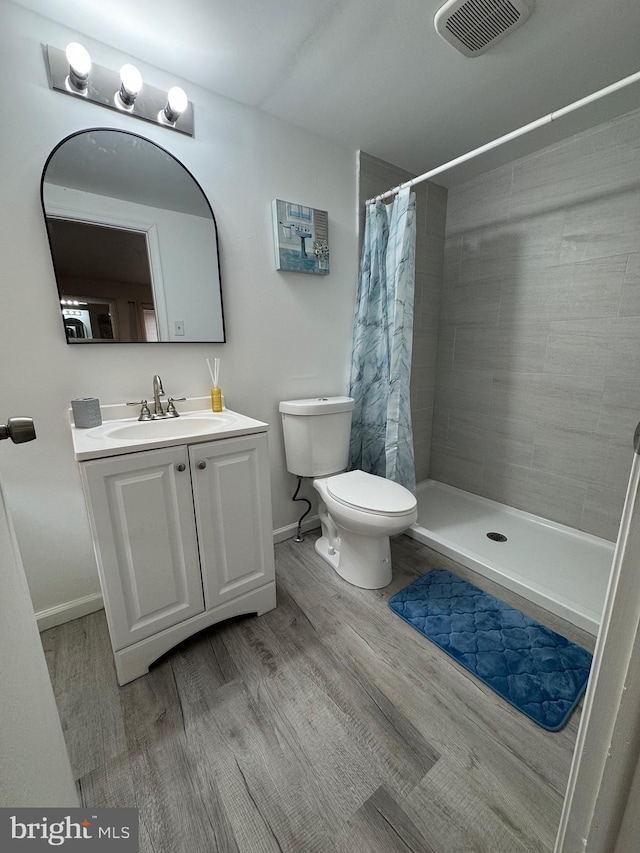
[163,86,188,123]
[118,63,142,106]
[65,42,91,91]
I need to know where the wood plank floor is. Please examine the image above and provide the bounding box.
[42,533,595,853]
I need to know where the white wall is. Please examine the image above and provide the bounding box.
[0,1,358,617]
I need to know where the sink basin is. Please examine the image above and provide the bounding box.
[71,403,268,461]
[88,414,236,442]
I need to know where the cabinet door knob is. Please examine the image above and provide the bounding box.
[175,463,186,472]
[197,461,207,470]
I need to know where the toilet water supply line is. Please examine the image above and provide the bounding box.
[292,477,312,542]
[367,69,640,204]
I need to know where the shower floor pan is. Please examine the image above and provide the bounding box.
[406,479,615,635]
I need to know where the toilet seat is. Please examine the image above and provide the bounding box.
[326,470,416,517]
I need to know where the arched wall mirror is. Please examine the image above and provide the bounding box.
[41,128,225,343]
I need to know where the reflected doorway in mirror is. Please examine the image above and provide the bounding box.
[52,220,155,343]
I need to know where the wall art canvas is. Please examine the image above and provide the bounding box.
[272,199,329,275]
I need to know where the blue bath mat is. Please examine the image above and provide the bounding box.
[388,569,592,731]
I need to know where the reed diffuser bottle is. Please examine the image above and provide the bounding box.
[207,357,223,412]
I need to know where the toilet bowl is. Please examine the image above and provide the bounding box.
[313,470,417,589]
[279,395,417,589]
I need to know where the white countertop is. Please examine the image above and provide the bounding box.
[70,398,268,461]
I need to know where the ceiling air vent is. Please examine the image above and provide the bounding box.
[434,0,535,57]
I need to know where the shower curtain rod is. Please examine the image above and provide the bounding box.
[367,70,640,204]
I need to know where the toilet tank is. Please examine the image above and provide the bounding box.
[279,396,355,477]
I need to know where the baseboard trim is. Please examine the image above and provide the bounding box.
[273,515,320,544]
[36,592,104,632]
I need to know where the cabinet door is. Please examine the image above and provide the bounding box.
[190,433,275,610]
[80,446,204,651]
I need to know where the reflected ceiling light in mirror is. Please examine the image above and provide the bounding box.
[117,64,143,108]
[65,42,91,92]
[43,45,194,137]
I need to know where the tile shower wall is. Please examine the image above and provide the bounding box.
[357,152,447,482]
[431,107,640,541]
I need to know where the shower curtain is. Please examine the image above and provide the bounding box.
[348,186,417,492]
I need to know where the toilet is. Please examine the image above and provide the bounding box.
[279,396,417,589]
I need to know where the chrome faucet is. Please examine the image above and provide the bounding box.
[152,374,165,417]
[126,377,185,420]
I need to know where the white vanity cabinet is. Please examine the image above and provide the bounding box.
[81,444,205,649]
[78,426,276,685]
[189,435,275,609]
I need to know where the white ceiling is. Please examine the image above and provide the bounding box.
[15,0,640,185]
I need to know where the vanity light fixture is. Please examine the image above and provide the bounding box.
[117,63,143,108]
[162,86,188,124]
[65,41,91,91]
[43,44,194,136]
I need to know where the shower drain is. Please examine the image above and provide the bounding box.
[487,531,508,542]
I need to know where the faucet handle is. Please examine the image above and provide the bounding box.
[126,400,152,421]
[166,397,187,417]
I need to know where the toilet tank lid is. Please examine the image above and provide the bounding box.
[279,396,355,415]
